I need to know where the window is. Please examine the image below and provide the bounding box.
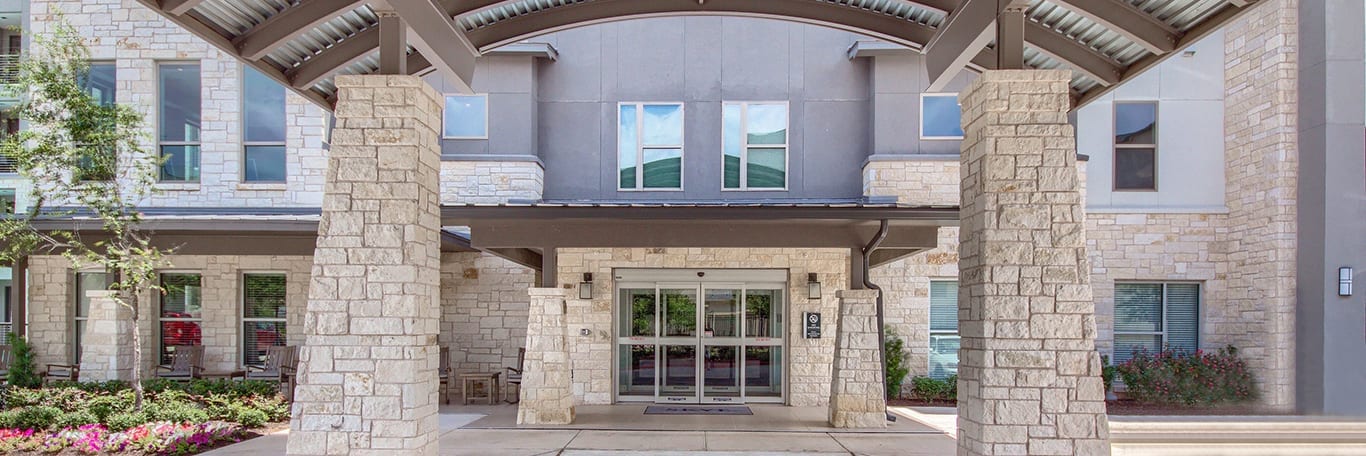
[723,102,788,190]
[158,63,201,182]
[243,67,287,183]
[1113,282,1199,363]
[1113,102,1157,190]
[921,93,964,139]
[0,188,14,214]
[242,273,286,367]
[928,280,959,380]
[73,272,109,363]
[75,62,117,181]
[618,103,683,190]
[443,94,488,139]
[158,273,202,363]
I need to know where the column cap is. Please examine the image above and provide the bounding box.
[836,289,880,299]
[529,287,569,297]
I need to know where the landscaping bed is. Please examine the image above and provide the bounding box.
[0,379,289,455]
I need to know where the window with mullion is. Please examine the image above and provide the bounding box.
[1113,282,1199,363]
[1113,102,1158,191]
[928,280,960,380]
[242,273,287,367]
[158,63,201,183]
[158,273,203,364]
[242,67,287,183]
[73,272,110,363]
[723,102,788,190]
[618,103,684,190]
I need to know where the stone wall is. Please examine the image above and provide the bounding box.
[1221,0,1299,410]
[438,252,535,374]
[439,160,544,205]
[24,255,313,375]
[873,227,959,385]
[555,247,850,406]
[863,158,960,206]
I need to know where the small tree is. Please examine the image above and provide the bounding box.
[884,327,910,399]
[5,332,41,388]
[0,22,171,410]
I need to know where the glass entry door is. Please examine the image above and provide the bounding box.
[616,278,785,404]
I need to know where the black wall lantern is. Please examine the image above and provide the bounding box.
[807,273,822,300]
[579,273,594,300]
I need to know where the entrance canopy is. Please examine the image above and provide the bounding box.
[138,0,1262,110]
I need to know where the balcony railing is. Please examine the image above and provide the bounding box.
[0,54,15,84]
[0,156,14,173]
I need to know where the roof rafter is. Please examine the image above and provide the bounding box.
[1047,0,1178,54]
[234,0,367,61]
[389,0,481,93]
[286,27,380,90]
[1024,20,1121,86]
[160,0,204,16]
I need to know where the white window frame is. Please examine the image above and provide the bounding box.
[721,101,790,191]
[919,93,965,140]
[1112,281,1201,357]
[1112,101,1159,192]
[241,272,287,367]
[156,61,202,183]
[157,271,204,363]
[617,101,685,191]
[927,279,959,380]
[240,66,288,183]
[72,270,109,364]
[442,93,490,140]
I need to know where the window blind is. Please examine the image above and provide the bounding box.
[929,281,958,332]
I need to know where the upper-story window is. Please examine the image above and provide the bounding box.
[443,94,488,139]
[0,188,15,214]
[618,103,683,190]
[921,93,964,140]
[75,62,117,182]
[1114,102,1157,191]
[158,63,201,183]
[723,102,788,190]
[243,67,287,183]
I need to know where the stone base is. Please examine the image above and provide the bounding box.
[828,289,887,429]
[517,287,575,425]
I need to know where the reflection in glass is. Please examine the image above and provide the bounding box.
[160,321,202,364]
[722,104,742,188]
[244,321,286,366]
[244,145,286,182]
[443,95,488,138]
[641,104,683,145]
[641,148,681,188]
[1115,103,1157,144]
[745,104,787,145]
[82,63,116,106]
[619,104,638,188]
[745,346,782,397]
[704,289,739,337]
[618,344,656,396]
[704,345,740,397]
[619,288,656,337]
[244,67,286,142]
[662,345,697,395]
[75,272,110,319]
[928,334,960,380]
[159,64,201,142]
[663,289,696,337]
[160,274,203,318]
[744,289,781,338]
[160,145,201,182]
[746,148,786,188]
[1115,148,1156,190]
[922,95,965,138]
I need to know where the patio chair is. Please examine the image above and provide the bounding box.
[0,345,10,382]
[156,345,205,381]
[438,346,451,405]
[505,348,524,403]
[247,345,300,398]
[41,362,79,384]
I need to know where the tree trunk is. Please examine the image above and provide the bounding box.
[128,290,144,411]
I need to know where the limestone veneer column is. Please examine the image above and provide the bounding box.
[78,290,132,381]
[517,287,574,424]
[956,70,1110,455]
[287,75,444,456]
[828,289,886,428]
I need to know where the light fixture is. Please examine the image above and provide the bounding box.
[1182,50,1197,58]
[579,273,594,300]
[807,273,822,300]
[1340,267,1353,297]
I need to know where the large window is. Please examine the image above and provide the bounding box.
[242,67,287,183]
[618,103,683,190]
[158,63,201,182]
[723,102,788,190]
[242,274,286,367]
[73,272,110,363]
[159,273,203,364]
[921,93,965,140]
[1113,282,1199,363]
[1113,102,1157,191]
[928,280,959,380]
[443,94,488,139]
[75,62,117,181]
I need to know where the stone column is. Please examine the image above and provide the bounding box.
[956,70,1110,455]
[828,289,886,428]
[517,287,574,424]
[78,290,133,382]
[287,75,444,456]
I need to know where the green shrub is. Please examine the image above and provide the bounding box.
[0,406,63,430]
[884,328,910,399]
[232,408,270,428]
[53,410,99,429]
[144,400,210,425]
[1115,345,1257,406]
[86,390,136,421]
[5,333,42,388]
[104,411,148,432]
[1100,354,1117,393]
[909,375,957,403]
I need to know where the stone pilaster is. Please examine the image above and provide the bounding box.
[957,70,1110,456]
[78,291,133,382]
[287,75,444,456]
[828,289,886,428]
[517,287,574,425]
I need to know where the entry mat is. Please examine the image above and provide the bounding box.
[644,405,754,415]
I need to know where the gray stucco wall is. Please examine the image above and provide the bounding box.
[429,55,539,160]
[870,54,974,157]
[1295,0,1366,415]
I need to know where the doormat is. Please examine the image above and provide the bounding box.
[644,405,753,415]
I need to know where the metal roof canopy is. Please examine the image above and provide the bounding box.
[138,0,1261,111]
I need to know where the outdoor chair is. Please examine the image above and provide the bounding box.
[505,348,524,403]
[41,362,79,384]
[247,345,299,399]
[0,345,10,382]
[438,346,451,405]
[156,345,205,381]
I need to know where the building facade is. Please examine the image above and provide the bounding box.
[0,0,1352,417]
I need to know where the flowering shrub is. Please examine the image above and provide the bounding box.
[0,421,243,455]
[1114,345,1257,405]
[1,379,288,433]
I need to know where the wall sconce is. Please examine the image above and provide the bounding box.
[579,273,594,300]
[807,273,822,300]
[1340,267,1353,297]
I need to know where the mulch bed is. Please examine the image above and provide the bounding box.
[889,398,1286,416]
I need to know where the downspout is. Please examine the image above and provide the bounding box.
[861,220,893,422]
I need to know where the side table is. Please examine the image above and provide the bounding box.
[460,372,501,405]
